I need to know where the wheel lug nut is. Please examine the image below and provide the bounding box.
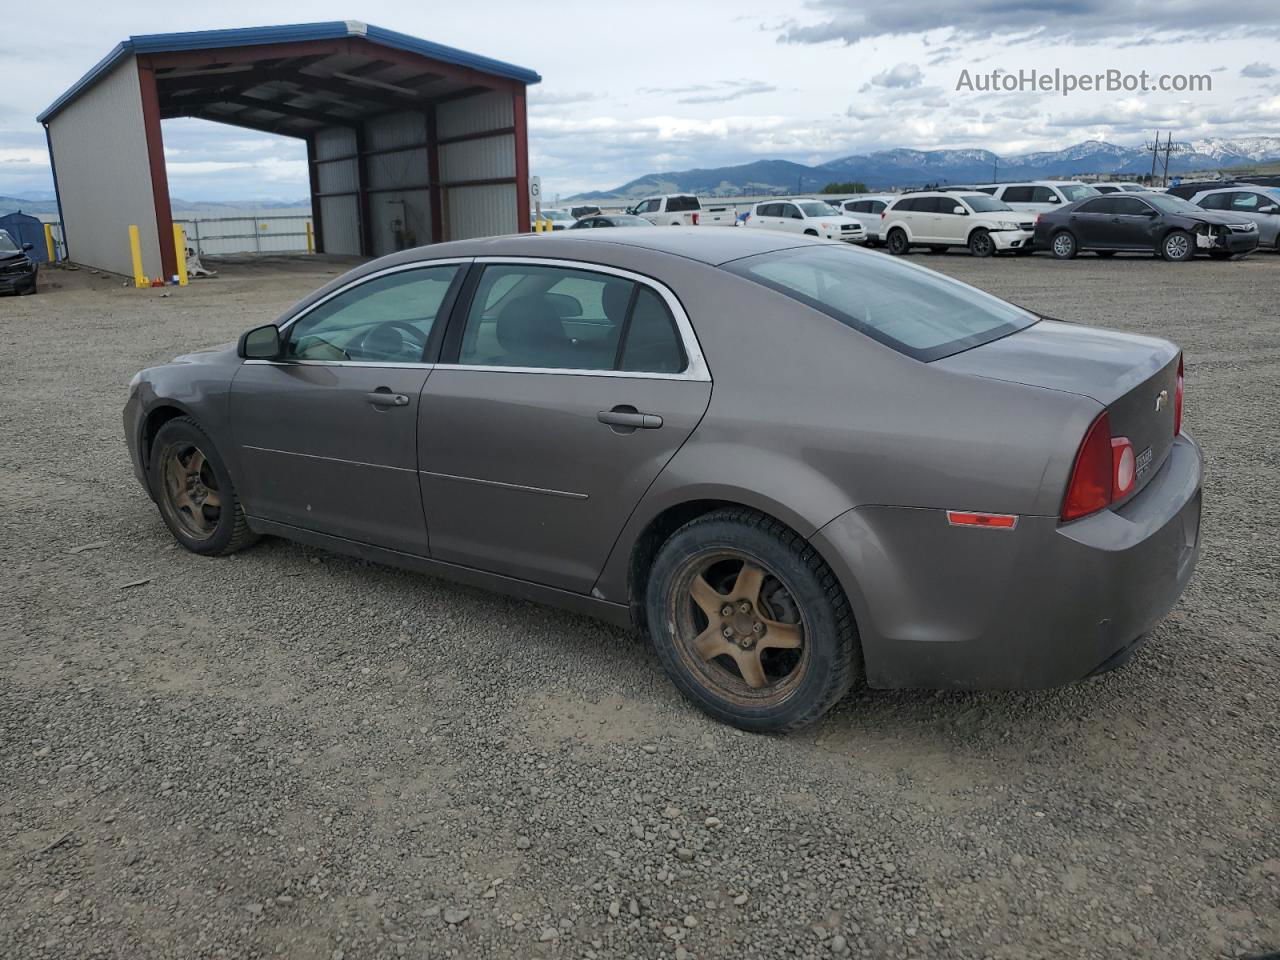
[721,605,733,618]
[722,626,734,639]
[752,622,764,634]
[738,601,751,614]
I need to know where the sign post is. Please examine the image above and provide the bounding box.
[529,175,543,233]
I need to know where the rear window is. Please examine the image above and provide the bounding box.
[666,195,701,212]
[723,246,1038,362]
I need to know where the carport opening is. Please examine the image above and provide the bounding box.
[160,117,314,258]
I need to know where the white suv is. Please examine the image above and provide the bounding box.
[972,181,1099,213]
[832,194,896,245]
[880,191,1035,257]
[744,198,866,243]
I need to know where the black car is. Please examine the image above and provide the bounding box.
[1034,192,1260,261]
[568,214,654,229]
[0,229,39,295]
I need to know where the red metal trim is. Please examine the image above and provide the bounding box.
[513,88,530,233]
[436,125,515,147]
[306,135,324,253]
[137,57,178,280]
[426,104,443,243]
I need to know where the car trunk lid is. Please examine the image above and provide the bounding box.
[936,320,1181,500]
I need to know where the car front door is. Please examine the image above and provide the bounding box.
[418,260,712,593]
[778,203,804,233]
[1109,196,1158,248]
[936,198,968,242]
[1231,192,1280,244]
[229,261,466,554]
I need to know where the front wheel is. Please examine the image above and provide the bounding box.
[885,228,909,255]
[1050,230,1078,260]
[1161,229,1194,262]
[149,416,258,556]
[968,229,994,258]
[645,509,862,733]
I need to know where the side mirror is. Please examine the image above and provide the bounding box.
[1261,205,1279,214]
[953,205,967,215]
[1142,209,1158,218]
[238,323,282,360]
[22,242,33,251]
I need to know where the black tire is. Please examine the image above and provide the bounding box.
[886,228,909,255]
[968,229,994,258]
[149,416,258,556]
[1050,230,1078,260]
[804,228,819,236]
[1161,229,1194,262]
[645,508,862,733]
[1096,250,1117,257]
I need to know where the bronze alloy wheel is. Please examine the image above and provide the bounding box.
[158,441,223,540]
[669,550,809,706]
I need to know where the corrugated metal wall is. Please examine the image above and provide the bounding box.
[364,112,432,256]
[437,92,519,242]
[46,56,161,277]
[314,126,360,255]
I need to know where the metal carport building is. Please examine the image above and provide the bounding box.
[37,21,540,279]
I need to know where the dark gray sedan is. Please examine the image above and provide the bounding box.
[125,230,1202,732]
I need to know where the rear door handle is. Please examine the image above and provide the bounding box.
[598,406,663,430]
[366,390,410,408]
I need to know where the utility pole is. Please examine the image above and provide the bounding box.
[993,155,998,182]
[1148,131,1160,183]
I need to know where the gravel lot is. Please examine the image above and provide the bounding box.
[2,248,1277,960]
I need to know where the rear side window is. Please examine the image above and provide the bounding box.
[1076,198,1113,214]
[1198,192,1231,210]
[666,196,701,212]
[723,246,1037,362]
[1001,186,1033,203]
[619,287,686,373]
[455,264,685,374]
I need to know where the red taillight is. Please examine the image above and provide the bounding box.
[1111,436,1135,497]
[1061,412,1113,521]
[1174,355,1184,436]
[691,212,699,225]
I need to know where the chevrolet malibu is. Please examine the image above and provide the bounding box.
[125,230,1202,732]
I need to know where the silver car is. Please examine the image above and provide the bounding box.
[1189,186,1280,249]
[124,230,1202,732]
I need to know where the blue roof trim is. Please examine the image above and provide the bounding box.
[38,20,540,124]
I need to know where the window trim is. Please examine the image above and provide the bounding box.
[435,256,711,382]
[246,259,473,369]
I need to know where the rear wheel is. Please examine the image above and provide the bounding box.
[646,509,861,733]
[149,417,258,556]
[886,228,909,255]
[1161,229,1194,262]
[1050,230,1078,260]
[968,229,994,258]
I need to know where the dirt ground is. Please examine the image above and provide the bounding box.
[1,247,1277,960]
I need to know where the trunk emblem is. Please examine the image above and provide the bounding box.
[1155,389,1169,412]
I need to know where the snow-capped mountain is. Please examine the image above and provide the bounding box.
[569,139,1280,199]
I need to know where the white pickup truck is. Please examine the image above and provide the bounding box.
[625,194,736,226]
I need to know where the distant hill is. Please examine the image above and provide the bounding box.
[569,137,1280,199]
[0,196,312,218]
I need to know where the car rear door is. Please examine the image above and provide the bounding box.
[1069,197,1115,247]
[417,259,712,593]
[229,261,466,555]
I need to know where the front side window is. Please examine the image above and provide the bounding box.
[284,265,460,363]
[724,245,1037,362]
[797,201,838,217]
[638,199,660,214]
[1057,184,1098,202]
[456,264,687,374]
[0,231,18,254]
[1231,193,1263,211]
[1112,197,1152,216]
[962,195,1012,213]
[783,204,804,219]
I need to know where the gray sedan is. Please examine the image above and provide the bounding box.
[124,230,1202,732]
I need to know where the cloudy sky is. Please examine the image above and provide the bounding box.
[3,0,1279,201]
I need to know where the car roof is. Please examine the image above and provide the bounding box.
[404,226,830,266]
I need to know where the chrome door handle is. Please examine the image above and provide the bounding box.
[598,406,663,431]
[366,390,409,408]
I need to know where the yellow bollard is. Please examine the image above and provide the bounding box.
[128,225,146,288]
[44,223,56,262]
[305,221,315,254]
[172,224,189,286]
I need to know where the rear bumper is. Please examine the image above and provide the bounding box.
[811,432,1203,690]
[989,229,1035,251]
